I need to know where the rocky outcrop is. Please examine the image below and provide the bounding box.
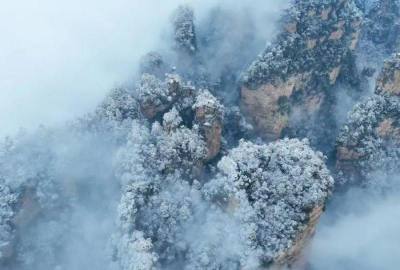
[193,90,223,161]
[172,5,197,55]
[204,138,334,269]
[241,0,362,140]
[137,74,195,120]
[376,53,400,96]
[336,95,400,186]
[274,205,324,269]
[336,53,400,185]
[138,74,224,163]
[364,0,400,52]
[114,137,334,270]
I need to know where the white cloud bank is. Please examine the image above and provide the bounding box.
[309,179,400,270]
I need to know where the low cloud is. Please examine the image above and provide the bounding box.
[309,177,400,270]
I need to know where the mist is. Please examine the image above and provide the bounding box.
[5,1,397,269]
[0,0,288,137]
[0,1,289,269]
[309,175,400,270]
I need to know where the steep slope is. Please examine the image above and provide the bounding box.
[241,0,362,142]
[336,53,400,186]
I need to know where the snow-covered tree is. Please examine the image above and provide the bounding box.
[0,130,68,268]
[336,94,400,186]
[96,87,139,124]
[0,178,17,262]
[113,132,334,269]
[204,138,334,265]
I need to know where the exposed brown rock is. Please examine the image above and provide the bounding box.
[241,74,306,140]
[271,205,324,270]
[241,0,362,140]
[140,76,182,119]
[193,90,224,161]
[336,56,400,185]
[376,53,400,97]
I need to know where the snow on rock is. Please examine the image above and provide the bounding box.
[241,0,362,141]
[376,53,400,97]
[193,90,224,160]
[204,138,334,267]
[336,94,400,186]
[113,135,334,269]
[336,52,400,187]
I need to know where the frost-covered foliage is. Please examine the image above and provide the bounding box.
[3,1,384,269]
[172,5,197,54]
[113,231,157,270]
[0,131,61,208]
[204,138,334,264]
[112,119,208,269]
[238,0,364,156]
[243,0,362,88]
[0,124,122,269]
[162,107,183,131]
[137,73,196,119]
[0,178,17,262]
[336,94,400,186]
[0,130,68,268]
[113,134,334,269]
[97,87,140,124]
[115,118,207,187]
[193,89,223,113]
[354,0,400,89]
[364,0,400,52]
[375,52,400,97]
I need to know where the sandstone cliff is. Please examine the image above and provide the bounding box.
[241,0,362,141]
[336,53,400,186]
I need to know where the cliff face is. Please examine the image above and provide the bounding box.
[336,53,400,186]
[241,0,362,141]
[193,90,224,161]
[207,139,333,269]
[364,0,400,52]
[376,53,400,97]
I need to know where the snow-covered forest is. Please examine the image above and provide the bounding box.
[1,1,400,269]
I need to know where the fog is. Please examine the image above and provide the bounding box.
[0,0,287,137]
[309,176,400,270]
[0,1,289,269]
[0,0,179,136]
[2,0,398,269]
